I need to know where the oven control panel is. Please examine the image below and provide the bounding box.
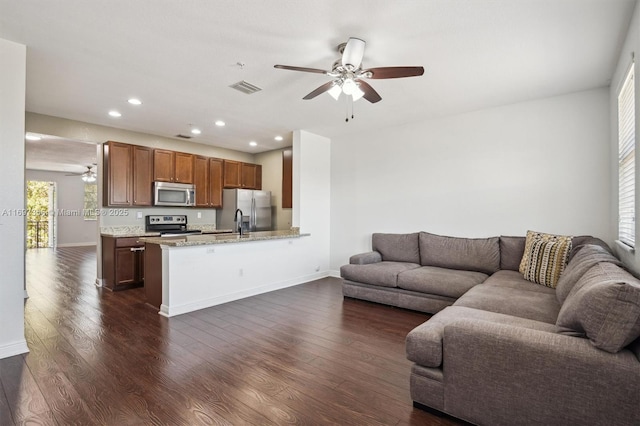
[146,215,187,225]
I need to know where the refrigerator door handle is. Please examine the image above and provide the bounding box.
[251,198,256,231]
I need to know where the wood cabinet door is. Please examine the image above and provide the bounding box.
[255,164,262,190]
[105,141,132,206]
[193,155,209,207]
[174,152,194,183]
[132,146,153,206]
[241,163,257,189]
[153,149,174,182]
[115,247,137,286]
[223,160,241,188]
[282,149,293,208]
[209,158,224,208]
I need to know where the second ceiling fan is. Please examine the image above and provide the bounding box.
[274,37,424,104]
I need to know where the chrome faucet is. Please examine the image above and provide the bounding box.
[234,209,244,235]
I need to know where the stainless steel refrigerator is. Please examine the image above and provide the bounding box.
[217,189,272,232]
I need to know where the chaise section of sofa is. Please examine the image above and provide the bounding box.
[405,243,640,425]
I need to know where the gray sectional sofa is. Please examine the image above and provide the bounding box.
[340,232,640,426]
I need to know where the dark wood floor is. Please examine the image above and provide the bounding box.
[0,246,462,425]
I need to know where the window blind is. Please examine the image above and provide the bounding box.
[618,62,635,247]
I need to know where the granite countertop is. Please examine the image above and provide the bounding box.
[140,229,308,247]
[100,224,233,237]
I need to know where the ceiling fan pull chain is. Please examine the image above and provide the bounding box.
[345,95,349,122]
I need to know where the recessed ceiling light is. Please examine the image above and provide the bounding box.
[128,98,142,105]
[191,128,202,135]
[25,133,41,141]
[108,110,122,118]
[215,120,225,127]
[274,135,283,141]
[249,141,258,147]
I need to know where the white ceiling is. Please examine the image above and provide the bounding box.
[25,133,98,174]
[0,0,635,165]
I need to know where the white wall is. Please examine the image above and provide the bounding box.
[26,169,98,246]
[330,88,611,271]
[610,0,640,275]
[0,38,28,359]
[255,147,293,230]
[293,130,331,272]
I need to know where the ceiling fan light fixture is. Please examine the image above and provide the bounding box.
[342,78,358,95]
[328,84,342,101]
[351,84,365,101]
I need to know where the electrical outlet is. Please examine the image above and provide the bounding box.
[197,212,202,219]
[206,247,215,254]
[239,268,244,277]
[315,266,320,272]
[137,211,142,219]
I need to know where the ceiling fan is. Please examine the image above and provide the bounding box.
[66,165,97,182]
[274,37,424,105]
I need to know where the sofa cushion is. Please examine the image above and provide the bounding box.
[519,230,572,288]
[454,284,560,324]
[482,270,559,294]
[419,232,500,275]
[372,233,420,264]
[406,306,559,368]
[340,261,420,288]
[555,244,622,305]
[556,262,640,353]
[397,266,487,299]
[499,236,526,271]
[570,235,612,262]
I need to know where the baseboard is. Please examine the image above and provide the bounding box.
[0,340,29,360]
[95,278,104,287]
[328,269,341,278]
[24,289,29,299]
[159,271,330,317]
[56,242,97,248]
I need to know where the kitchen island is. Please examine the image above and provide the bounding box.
[142,229,320,317]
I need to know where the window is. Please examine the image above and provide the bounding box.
[618,62,635,248]
[83,182,98,221]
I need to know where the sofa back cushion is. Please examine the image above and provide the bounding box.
[569,235,612,262]
[555,244,622,305]
[372,233,420,264]
[419,232,500,274]
[499,236,526,271]
[556,261,640,353]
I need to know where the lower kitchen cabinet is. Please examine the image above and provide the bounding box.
[102,236,145,290]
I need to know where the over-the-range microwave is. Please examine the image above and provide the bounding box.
[154,181,196,207]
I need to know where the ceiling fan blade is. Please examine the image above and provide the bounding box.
[341,37,366,69]
[274,65,328,75]
[303,81,337,100]
[355,79,382,103]
[364,66,425,79]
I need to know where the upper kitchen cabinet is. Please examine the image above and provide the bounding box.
[103,141,132,206]
[241,163,258,189]
[223,160,241,188]
[153,149,194,183]
[193,155,209,207]
[224,160,262,190]
[209,158,224,208]
[103,141,153,207]
[132,146,153,206]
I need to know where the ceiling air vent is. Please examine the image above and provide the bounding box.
[229,80,262,94]
[175,134,192,139]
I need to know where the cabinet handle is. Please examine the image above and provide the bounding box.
[130,247,145,252]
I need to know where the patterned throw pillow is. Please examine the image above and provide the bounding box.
[519,230,572,288]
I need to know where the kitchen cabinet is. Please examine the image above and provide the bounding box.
[223,160,241,188]
[282,149,292,208]
[102,236,145,290]
[103,141,132,206]
[104,141,153,207]
[154,149,194,183]
[209,158,224,208]
[193,155,209,207]
[241,163,258,189]
[132,145,153,206]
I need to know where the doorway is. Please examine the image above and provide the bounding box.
[26,180,57,248]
